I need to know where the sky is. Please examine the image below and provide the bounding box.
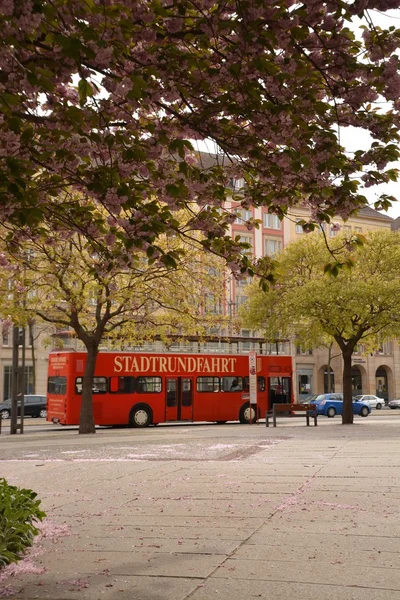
[350,9,400,220]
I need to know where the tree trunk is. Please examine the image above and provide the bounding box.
[79,343,98,434]
[342,347,353,425]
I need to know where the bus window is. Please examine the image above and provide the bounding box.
[75,377,82,394]
[197,377,219,392]
[75,376,107,394]
[166,379,177,406]
[243,376,266,392]
[136,376,162,393]
[221,376,243,392]
[109,376,135,394]
[48,376,67,395]
[182,379,192,406]
[93,377,107,393]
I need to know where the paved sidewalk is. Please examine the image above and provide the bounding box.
[1,416,400,599]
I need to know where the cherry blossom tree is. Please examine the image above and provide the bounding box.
[1,0,400,273]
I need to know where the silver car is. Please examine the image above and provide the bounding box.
[353,395,385,409]
[388,399,400,409]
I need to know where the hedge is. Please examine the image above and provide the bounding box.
[0,478,46,568]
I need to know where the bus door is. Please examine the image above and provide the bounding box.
[269,376,291,409]
[166,378,193,421]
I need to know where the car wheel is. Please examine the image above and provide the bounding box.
[360,406,370,417]
[129,405,152,428]
[39,409,47,418]
[0,409,10,419]
[326,407,336,418]
[376,403,382,410]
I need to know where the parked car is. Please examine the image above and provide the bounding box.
[353,395,385,409]
[311,393,371,418]
[388,399,400,409]
[0,395,47,419]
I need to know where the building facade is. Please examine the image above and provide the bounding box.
[0,191,397,404]
[228,201,399,403]
[0,323,52,401]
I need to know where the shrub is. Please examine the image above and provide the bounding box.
[0,478,46,568]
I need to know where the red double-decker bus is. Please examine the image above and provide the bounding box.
[47,350,293,427]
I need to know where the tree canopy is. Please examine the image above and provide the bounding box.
[0,216,228,433]
[240,229,400,423]
[1,0,400,271]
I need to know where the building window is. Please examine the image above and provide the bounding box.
[2,329,10,347]
[298,375,311,395]
[239,235,253,256]
[235,208,252,223]
[238,276,252,288]
[295,220,304,234]
[230,178,244,191]
[2,365,33,401]
[329,226,338,238]
[354,227,362,233]
[296,345,313,355]
[236,295,248,306]
[25,366,34,394]
[264,342,289,355]
[241,329,251,351]
[204,293,222,314]
[375,341,392,355]
[264,237,282,257]
[3,366,12,401]
[264,214,281,230]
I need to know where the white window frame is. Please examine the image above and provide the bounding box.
[264,237,282,257]
[2,330,10,347]
[264,214,281,230]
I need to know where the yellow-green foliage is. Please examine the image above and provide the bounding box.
[241,230,400,352]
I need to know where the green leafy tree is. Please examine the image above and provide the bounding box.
[0,220,227,434]
[241,230,400,424]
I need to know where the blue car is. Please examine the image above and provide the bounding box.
[309,393,371,418]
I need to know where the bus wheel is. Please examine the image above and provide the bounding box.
[129,405,152,428]
[239,404,257,424]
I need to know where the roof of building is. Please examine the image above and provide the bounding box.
[193,152,396,223]
[357,206,393,222]
[391,216,400,230]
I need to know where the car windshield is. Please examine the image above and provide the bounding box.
[353,395,363,400]
[301,395,317,404]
